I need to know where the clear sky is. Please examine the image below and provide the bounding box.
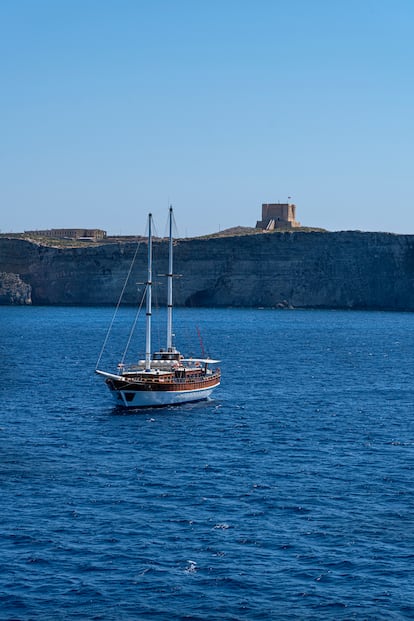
[1,0,413,236]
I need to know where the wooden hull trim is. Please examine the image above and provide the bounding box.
[106,374,220,393]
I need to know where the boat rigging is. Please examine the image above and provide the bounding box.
[95,207,221,408]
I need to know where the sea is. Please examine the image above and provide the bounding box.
[1,306,413,621]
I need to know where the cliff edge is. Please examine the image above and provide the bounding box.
[0,231,413,310]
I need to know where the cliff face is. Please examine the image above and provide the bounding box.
[1,231,414,310]
[0,272,32,304]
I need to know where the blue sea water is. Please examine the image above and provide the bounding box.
[1,306,414,620]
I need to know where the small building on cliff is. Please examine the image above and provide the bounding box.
[256,202,300,230]
[24,228,107,241]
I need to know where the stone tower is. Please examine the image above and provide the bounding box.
[256,203,300,230]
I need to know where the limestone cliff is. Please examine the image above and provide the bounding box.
[0,272,32,304]
[0,231,413,310]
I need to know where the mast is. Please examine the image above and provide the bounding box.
[167,205,173,351]
[145,213,152,371]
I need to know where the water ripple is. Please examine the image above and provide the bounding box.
[1,307,414,619]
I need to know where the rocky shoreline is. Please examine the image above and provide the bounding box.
[0,272,32,305]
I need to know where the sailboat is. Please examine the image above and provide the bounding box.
[96,207,221,408]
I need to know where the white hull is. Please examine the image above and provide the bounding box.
[111,384,218,408]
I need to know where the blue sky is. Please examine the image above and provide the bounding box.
[1,0,413,236]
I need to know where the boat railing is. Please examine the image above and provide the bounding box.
[172,370,221,384]
[119,369,220,385]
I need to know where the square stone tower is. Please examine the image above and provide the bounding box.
[256,203,300,230]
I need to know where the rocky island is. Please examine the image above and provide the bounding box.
[1,229,414,310]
